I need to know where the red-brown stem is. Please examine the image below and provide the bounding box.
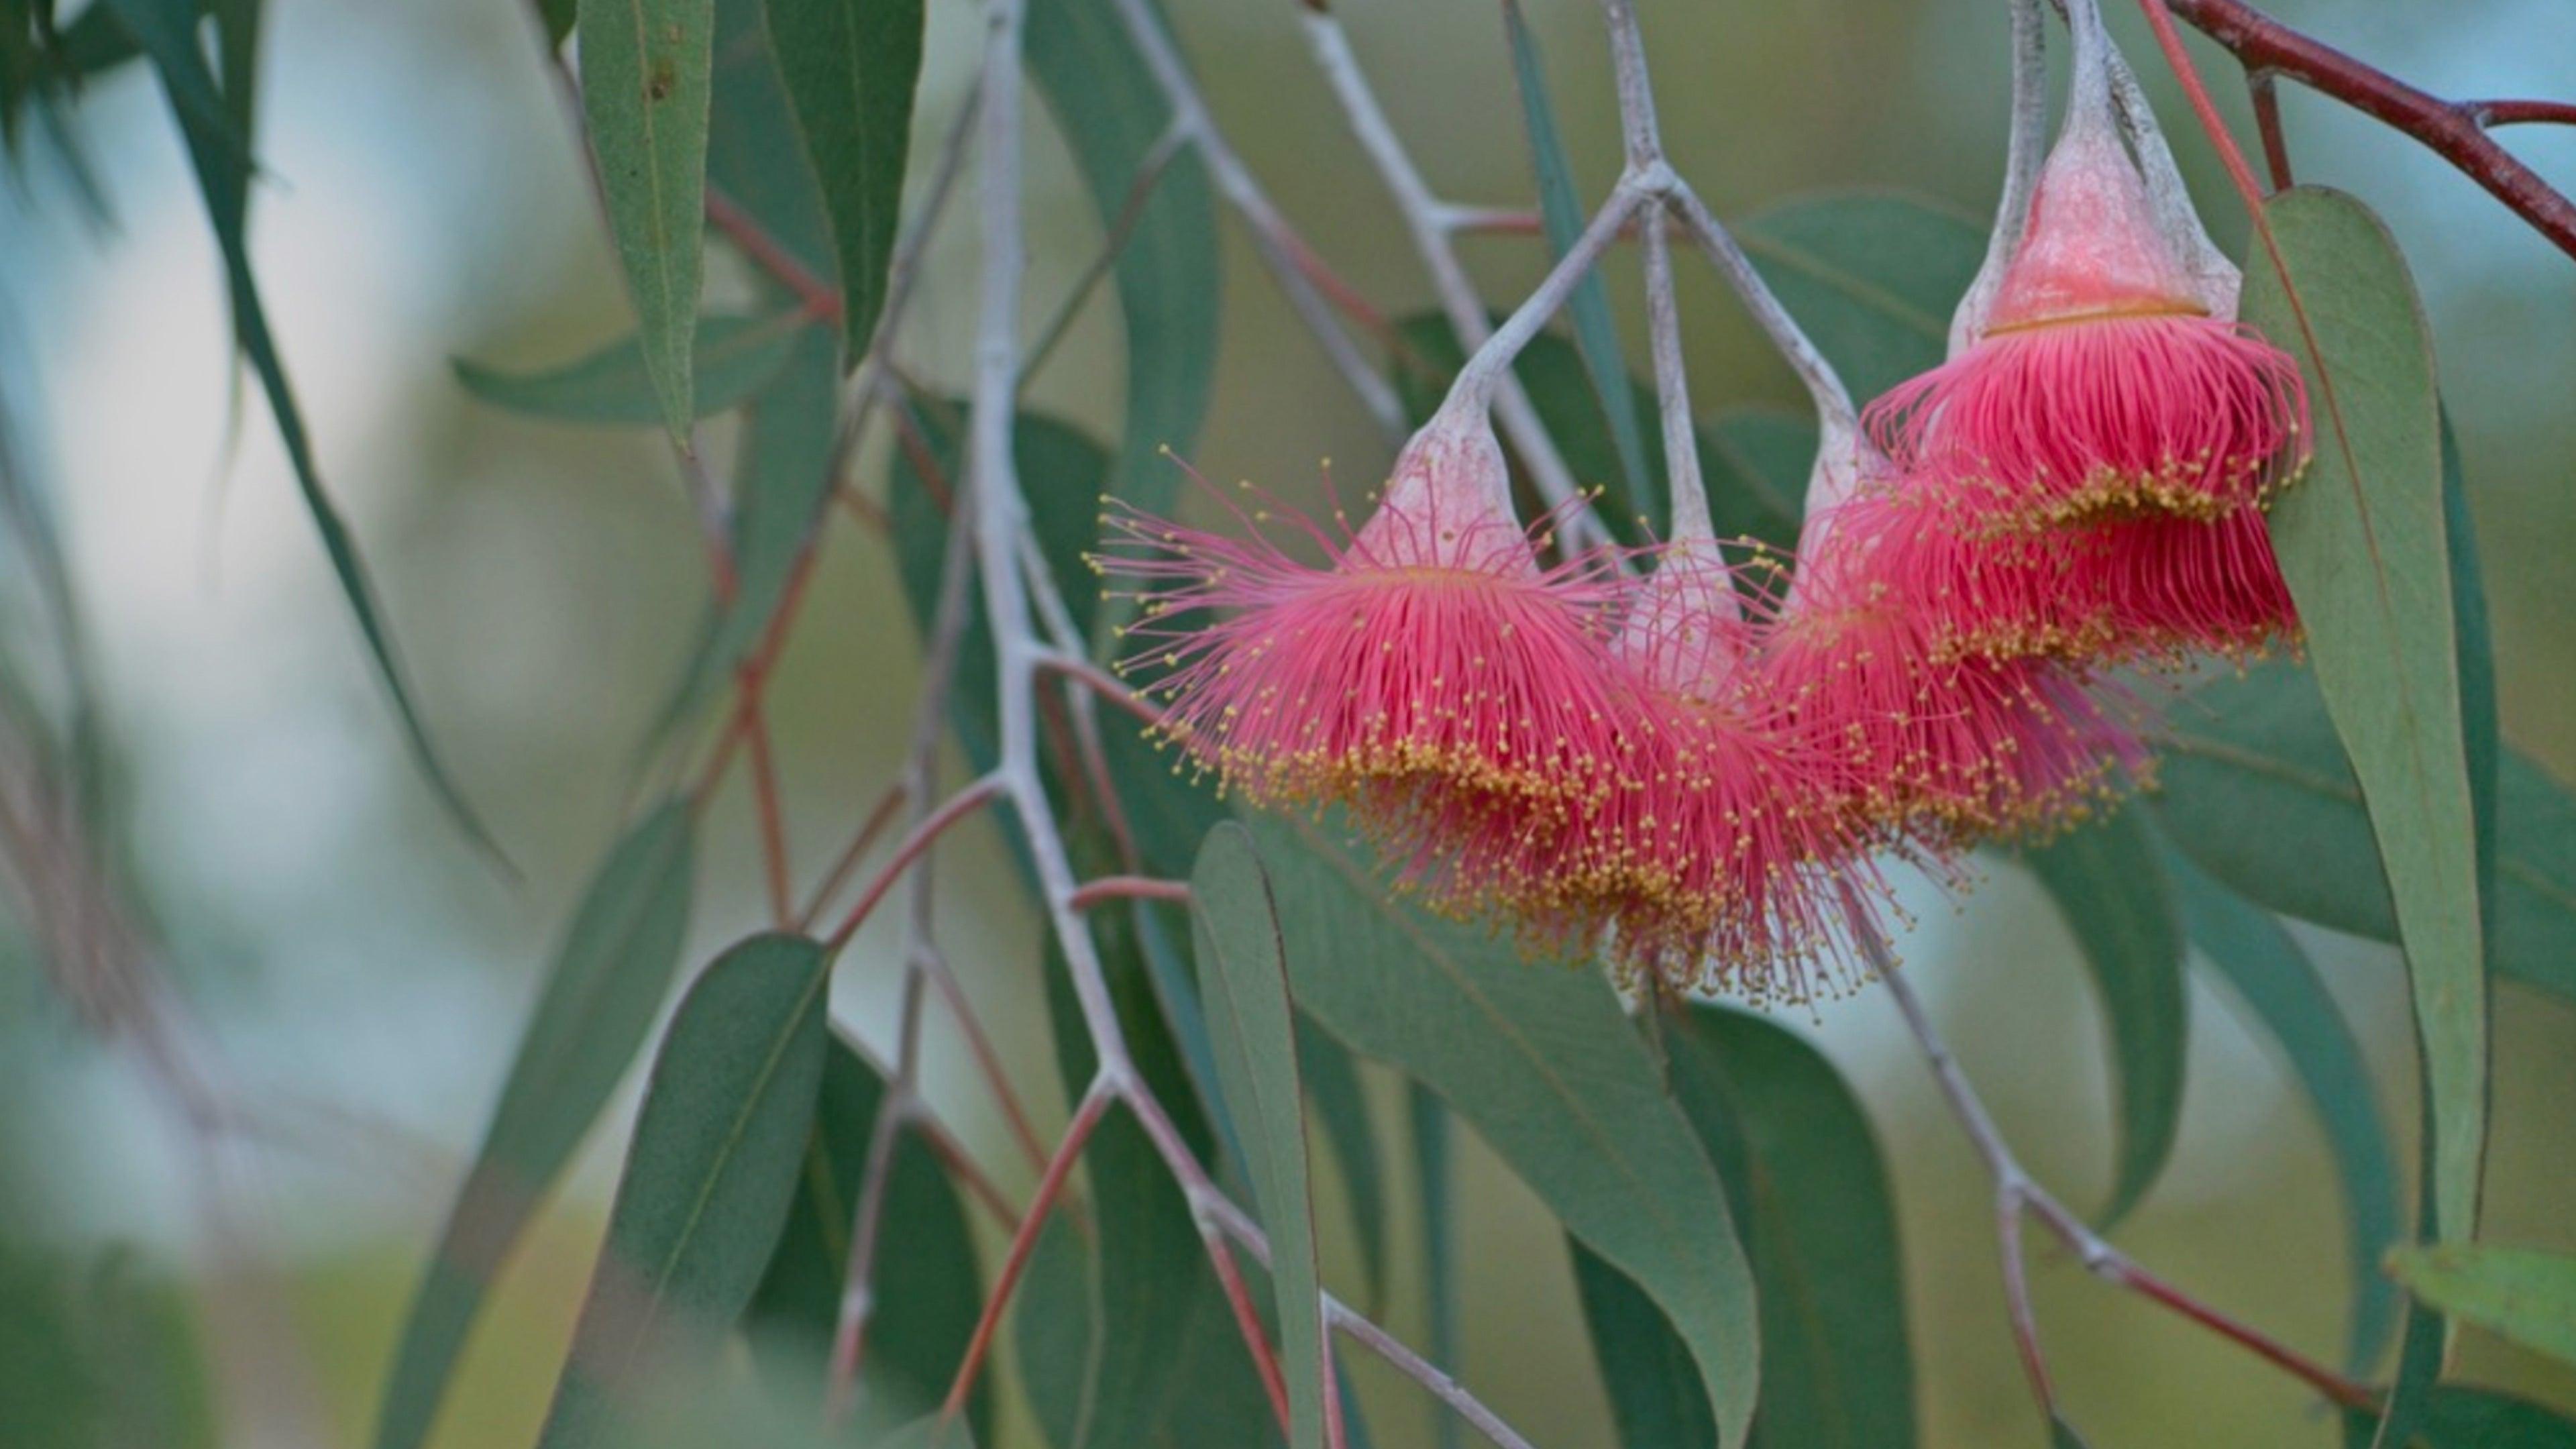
[824,777,1006,952]
[922,965,1053,1173]
[1201,1227,1296,1435]
[2072,1230,2379,1411]
[2163,0,2576,262]
[1068,875,1193,912]
[707,186,844,321]
[688,539,827,812]
[741,694,794,927]
[1997,1197,2057,1411]
[915,1111,1022,1229]
[825,973,925,1424]
[940,1081,1114,1422]
[837,484,891,535]
[1038,653,1162,727]
[797,783,910,932]
[2469,99,2576,129]
[2247,68,2294,191]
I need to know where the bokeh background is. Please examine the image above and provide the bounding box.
[2,0,2573,1444]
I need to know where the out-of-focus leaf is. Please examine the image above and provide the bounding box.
[1500,0,1648,513]
[1735,191,1984,403]
[1012,1209,1098,1449]
[1030,910,1275,1449]
[744,1037,985,1438]
[539,0,576,46]
[763,0,922,360]
[1298,1025,1387,1305]
[2346,1384,2576,1448]
[2243,186,2481,1244]
[875,1417,976,1449]
[1026,0,1218,525]
[100,0,502,860]
[1191,825,1329,1449]
[374,802,694,1449]
[2051,1415,2096,1449]
[1699,407,1812,553]
[1248,813,1759,1448]
[537,933,831,1449]
[2442,417,2499,971]
[2387,1246,2576,1368]
[453,314,806,426]
[2163,844,2400,1373]
[1408,1083,1460,1449]
[577,0,714,445]
[2153,665,2576,1006]
[1576,1007,1914,1449]
[708,0,832,281]
[2019,808,2188,1227]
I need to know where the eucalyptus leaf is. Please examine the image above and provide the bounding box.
[1298,1025,1387,1305]
[2346,1384,2576,1449]
[2018,808,2188,1227]
[2387,1246,2576,1368]
[763,0,922,360]
[537,934,832,1449]
[578,0,715,444]
[1735,191,1984,402]
[2243,185,2481,1244]
[374,802,694,1449]
[453,314,806,426]
[708,0,832,282]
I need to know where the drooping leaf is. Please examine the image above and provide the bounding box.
[1407,1083,1460,1449]
[2442,415,2500,977]
[762,0,922,360]
[1248,813,1759,1448]
[743,1037,986,1439]
[1298,1025,1387,1306]
[577,0,716,445]
[1012,1208,1100,1449]
[1500,0,1648,515]
[1576,1006,1915,1449]
[373,802,694,1449]
[2162,842,2400,1372]
[875,1417,977,1449]
[2387,1246,2576,1368]
[537,933,832,1449]
[708,0,832,282]
[2242,186,2481,1245]
[453,314,807,426]
[2346,1384,2576,1449]
[98,0,502,860]
[1734,191,1984,402]
[2018,808,2188,1227]
[1191,825,1329,1449]
[2153,663,2576,1006]
[1026,0,1218,525]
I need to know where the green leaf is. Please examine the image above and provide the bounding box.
[1297,1026,1387,1306]
[2243,185,2481,1245]
[874,1417,977,1449]
[453,314,806,426]
[2162,843,2400,1372]
[1026,0,1218,525]
[708,0,831,282]
[2051,1415,2095,1449]
[2153,665,2576,1006]
[373,802,694,1449]
[2345,1385,2576,1448]
[1407,1083,1460,1449]
[1500,0,1648,514]
[1248,812,1760,1448]
[1011,1208,1099,1449]
[1734,191,1984,403]
[761,0,922,360]
[539,0,577,46]
[2387,1246,2576,1368]
[1576,1007,1915,1449]
[744,1038,985,1438]
[1191,824,1329,1449]
[537,932,833,1449]
[2018,808,2188,1227]
[100,0,502,862]
[578,0,715,445]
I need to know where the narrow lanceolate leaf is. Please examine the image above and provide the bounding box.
[2345,1385,2576,1448]
[2387,1246,2576,1368]
[1298,1025,1388,1306]
[1026,0,1219,525]
[374,804,695,1449]
[762,0,922,360]
[708,0,830,282]
[452,313,806,426]
[578,0,716,445]
[875,1418,977,1449]
[537,934,832,1449]
[98,0,500,861]
[1250,813,1760,1448]
[1500,0,1649,517]
[1191,825,1330,1449]
[1578,1007,1915,1449]
[744,1038,985,1438]
[1734,192,1984,402]
[2243,186,2481,1245]
[2163,843,2400,1372]
[2019,809,2188,1227]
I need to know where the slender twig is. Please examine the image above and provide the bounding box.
[824,961,924,1421]
[2248,68,2294,191]
[1297,8,1607,551]
[1038,651,1161,726]
[1102,0,1407,437]
[823,775,1006,952]
[1022,120,1191,387]
[939,1078,1115,1421]
[796,782,907,932]
[1069,875,1193,911]
[708,187,841,321]
[2162,0,2576,262]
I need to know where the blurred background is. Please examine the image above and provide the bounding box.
[1,0,2572,1444]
